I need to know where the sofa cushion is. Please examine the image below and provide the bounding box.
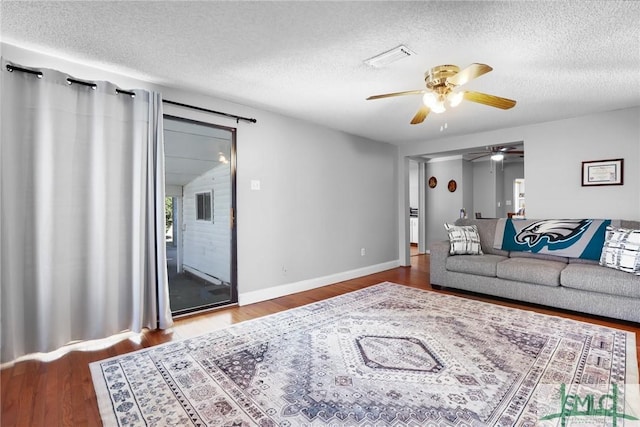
[509,251,569,264]
[455,218,509,256]
[568,258,599,265]
[496,258,565,287]
[444,223,483,255]
[599,226,640,275]
[446,254,508,277]
[561,264,640,298]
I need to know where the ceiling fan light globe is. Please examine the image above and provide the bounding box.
[448,92,464,108]
[422,92,438,108]
[431,101,446,114]
[491,153,504,161]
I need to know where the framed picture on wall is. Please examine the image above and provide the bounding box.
[581,158,623,186]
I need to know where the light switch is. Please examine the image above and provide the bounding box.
[251,180,261,191]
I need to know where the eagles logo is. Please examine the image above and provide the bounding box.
[515,219,591,246]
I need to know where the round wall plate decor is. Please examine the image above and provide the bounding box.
[428,176,437,188]
[448,179,457,192]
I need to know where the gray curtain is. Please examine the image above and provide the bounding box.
[0,60,173,363]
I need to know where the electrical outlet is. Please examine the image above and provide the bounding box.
[251,180,261,191]
[361,248,366,256]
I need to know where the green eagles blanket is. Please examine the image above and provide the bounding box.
[493,218,611,260]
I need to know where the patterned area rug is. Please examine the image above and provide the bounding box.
[90,282,640,426]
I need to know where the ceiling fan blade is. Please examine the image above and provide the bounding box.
[463,91,517,109]
[447,63,493,86]
[468,153,490,161]
[367,89,427,100]
[410,105,430,125]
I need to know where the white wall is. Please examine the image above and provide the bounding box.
[523,109,639,219]
[238,115,398,298]
[398,106,640,263]
[409,160,419,209]
[401,107,640,219]
[425,158,466,248]
[462,160,473,219]
[472,161,496,218]
[501,162,524,217]
[182,165,231,283]
[2,43,399,305]
[471,160,524,218]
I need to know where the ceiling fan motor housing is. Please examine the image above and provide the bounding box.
[425,64,460,92]
[424,65,460,101]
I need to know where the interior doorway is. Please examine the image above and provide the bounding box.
[163,115,237,315]
[408,158,428,257]
[409,160,420,256]
[513,178,525,216]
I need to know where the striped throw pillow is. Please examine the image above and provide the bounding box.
[444,223,483,255]
[599,226,640,275]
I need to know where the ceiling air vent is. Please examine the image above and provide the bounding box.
[364,45,416,68]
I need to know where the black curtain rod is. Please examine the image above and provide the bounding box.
[4,64,253,117]
[6,64,42,77]
[163,99,257,124]
[6,64,137,97]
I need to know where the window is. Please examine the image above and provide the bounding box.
[196,191,213,222]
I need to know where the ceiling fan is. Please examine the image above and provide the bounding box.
[366,63,516,125]
[468,145,524,161]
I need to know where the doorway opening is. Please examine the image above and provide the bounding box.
[409,159,420,256]
[164,115,237,315]
[513,178,525,217]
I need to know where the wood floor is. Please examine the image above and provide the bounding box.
[2,254,639,427]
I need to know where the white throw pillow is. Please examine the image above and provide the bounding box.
[599,226,640,275]
[444,223,483,255]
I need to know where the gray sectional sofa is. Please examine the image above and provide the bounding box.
[430,218,640,323]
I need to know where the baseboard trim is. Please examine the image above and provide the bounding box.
[238,260,400,306]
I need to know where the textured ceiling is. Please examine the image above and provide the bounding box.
[2,1,639,146]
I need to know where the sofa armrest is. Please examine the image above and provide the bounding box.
[429,240,450,286]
